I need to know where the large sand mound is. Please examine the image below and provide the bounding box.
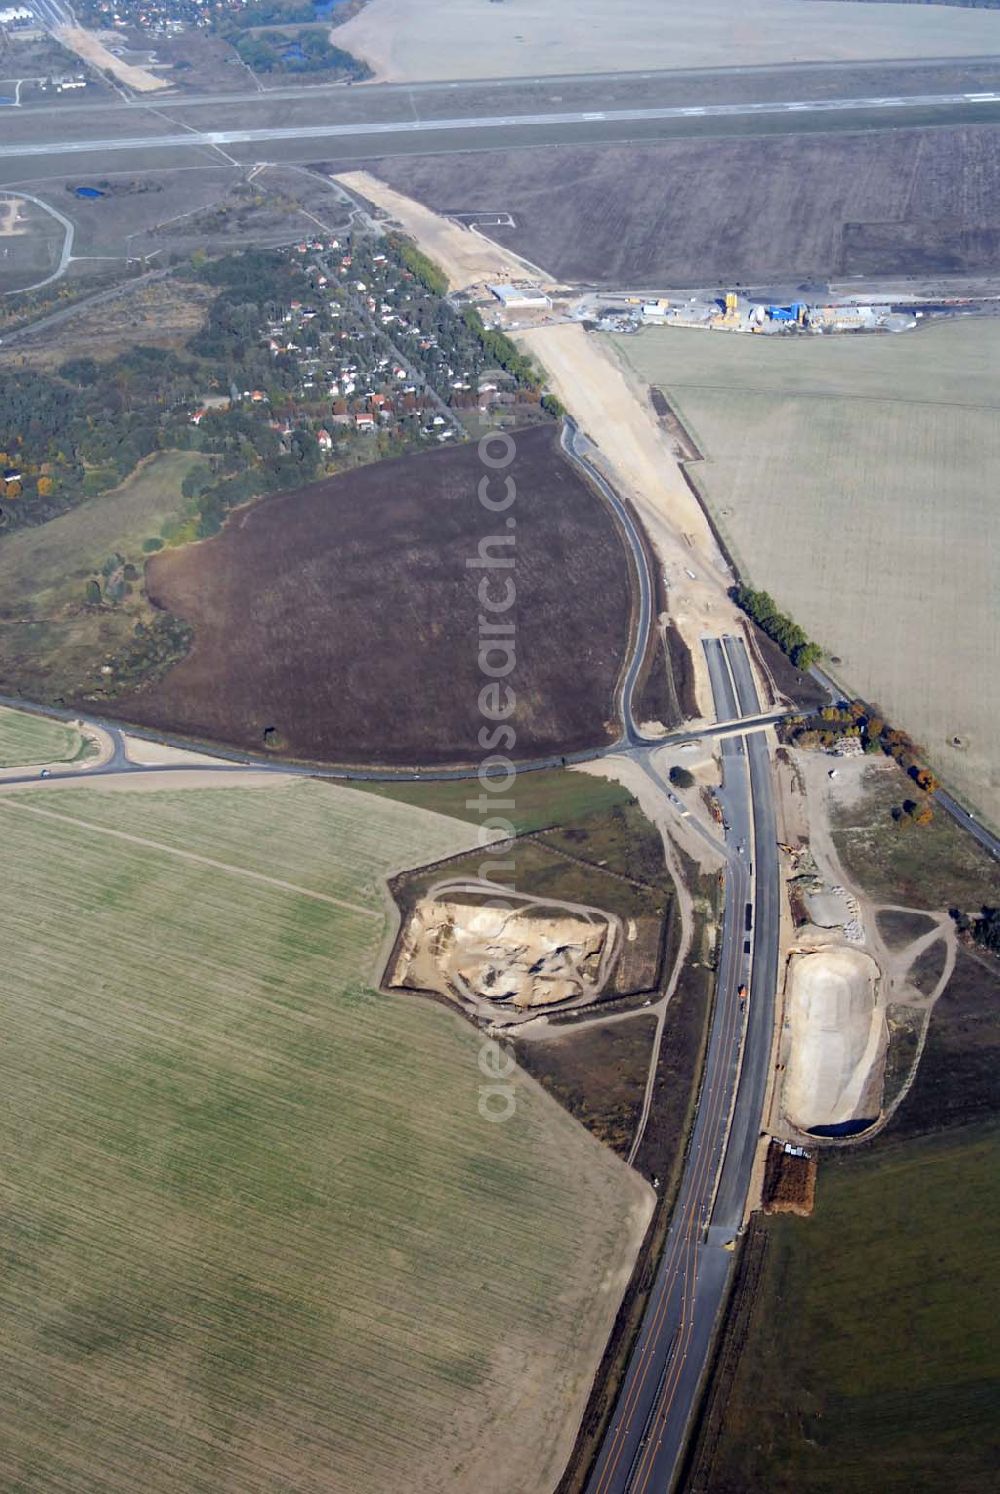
[783,947,883,1131]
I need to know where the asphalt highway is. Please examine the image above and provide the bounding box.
[711,636,782,1229]
[584,635,776,1494]
[0,690,789,789]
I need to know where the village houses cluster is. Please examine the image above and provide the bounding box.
[190,231,526,469]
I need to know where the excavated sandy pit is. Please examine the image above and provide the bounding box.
[783,947,884,1133]
[391,885,619,1016]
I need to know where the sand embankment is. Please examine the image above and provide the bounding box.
[783,946,883,1131]
[55,26,168,92]
[333,170,550,291]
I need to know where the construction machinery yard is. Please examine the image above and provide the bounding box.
[573,288,988,337]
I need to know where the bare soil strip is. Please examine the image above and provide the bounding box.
[333,169,550,290]
[55,25,168,92]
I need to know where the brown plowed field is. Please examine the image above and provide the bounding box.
[368,125,1000,285]
[118,425,632,764]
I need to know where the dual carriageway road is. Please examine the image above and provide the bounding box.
[584,635,779,1494]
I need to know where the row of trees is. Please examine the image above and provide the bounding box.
[782,698,946,829]
[732,584,822,670]
[386,234,449,298]
[461,306,540,389]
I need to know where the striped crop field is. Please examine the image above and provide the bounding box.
[614,320,1000,825]
[0,705,86,767]
[0,779,651,1494]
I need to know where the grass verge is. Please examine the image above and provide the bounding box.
[354,764,634,835]
[832,760,1000,912]
[0,705,85,767]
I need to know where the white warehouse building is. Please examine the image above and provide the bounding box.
[488,283,552,310]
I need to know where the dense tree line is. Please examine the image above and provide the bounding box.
[732,584,821,670]
[221,0,316,27]
[386,234,449,298]
[781,697,946,827]
[234,31,369,78]
[461,306,540,388]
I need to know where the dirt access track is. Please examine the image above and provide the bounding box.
[334,170,551,291]
[55,25,167,92]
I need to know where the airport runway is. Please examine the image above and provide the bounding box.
[4,93,1000,158]
[2,88,999,180]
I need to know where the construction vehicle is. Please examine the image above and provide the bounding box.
[719,290,740,327]
[767,302,808,325]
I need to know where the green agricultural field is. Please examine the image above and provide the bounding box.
[352,764,630,836]
[0,779,650,1494]
[355,764,633,834]
[691,1124,1000,1494]
[613,320,1000,826]
[0,705,87,767]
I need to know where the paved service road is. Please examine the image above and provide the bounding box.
[584,634,778,1494]
[561,418,654,746]
[0,689,788,791]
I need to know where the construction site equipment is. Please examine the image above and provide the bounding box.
[767,302,807,324]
